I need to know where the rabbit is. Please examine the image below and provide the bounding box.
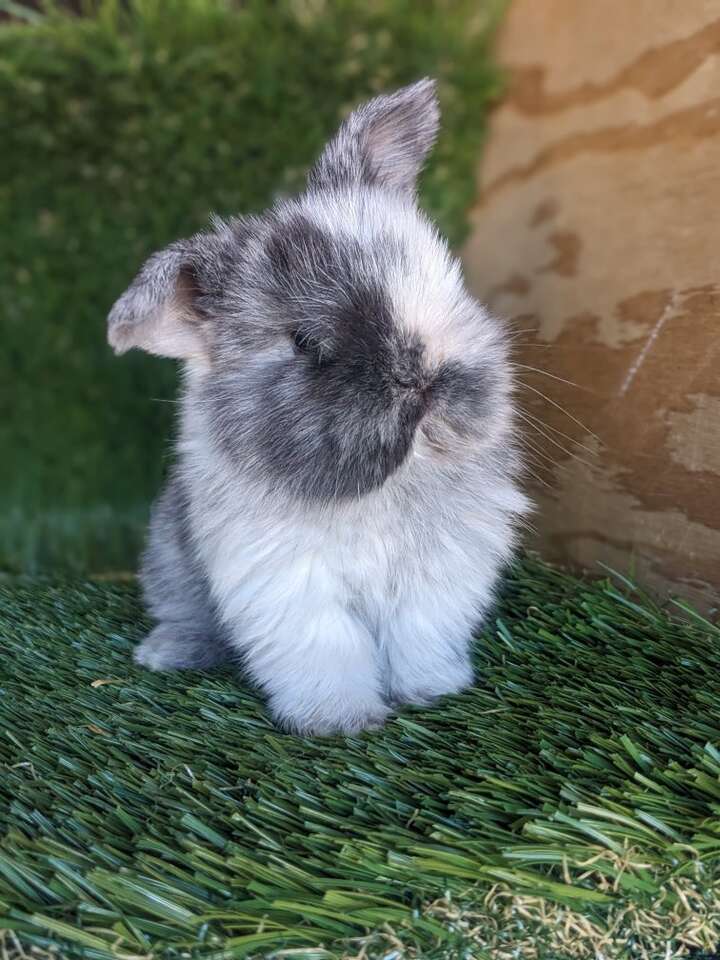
[107,78,530,735]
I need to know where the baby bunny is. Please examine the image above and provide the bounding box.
[107,79,529,735]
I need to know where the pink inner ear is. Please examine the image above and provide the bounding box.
[108,255,209,361]
[110,301,208,360]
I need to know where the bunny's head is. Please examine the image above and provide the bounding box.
[108,80,511,501]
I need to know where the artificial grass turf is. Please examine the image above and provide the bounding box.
[1,0,502,575]
[0,560,719,958]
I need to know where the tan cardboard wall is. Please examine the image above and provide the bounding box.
[464,0,720,609]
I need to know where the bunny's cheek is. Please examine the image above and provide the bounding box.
[415,418,471,460]
[414,424,450,458]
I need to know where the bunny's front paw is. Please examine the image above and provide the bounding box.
[389,657,474,707]
[133,624,225,671]
[269,689,391,737]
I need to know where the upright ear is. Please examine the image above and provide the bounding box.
[107,238,207,360]
[308,77,440,195]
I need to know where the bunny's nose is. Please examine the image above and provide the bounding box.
[392,367,432,419]
[391,348,426,392]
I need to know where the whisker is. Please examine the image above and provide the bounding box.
[521,382,601,442]
[509,340,563,348]
[513,364,583,389]
[519,431,588,479]
[515,410,598,472]
[519,408,600,457]
[519,461,553,489]
[520,434,567,470]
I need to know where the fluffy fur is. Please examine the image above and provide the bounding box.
[107,79,530,735]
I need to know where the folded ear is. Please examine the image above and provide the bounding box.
[309,77,440,196]
[107,238,207,360]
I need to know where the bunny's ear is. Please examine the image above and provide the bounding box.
[107,238,207,360]
[309,77,440,196]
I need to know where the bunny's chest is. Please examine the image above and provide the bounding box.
[196,489,461,624]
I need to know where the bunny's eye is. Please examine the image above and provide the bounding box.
[292,329,311,354]
[291,329,329,368]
